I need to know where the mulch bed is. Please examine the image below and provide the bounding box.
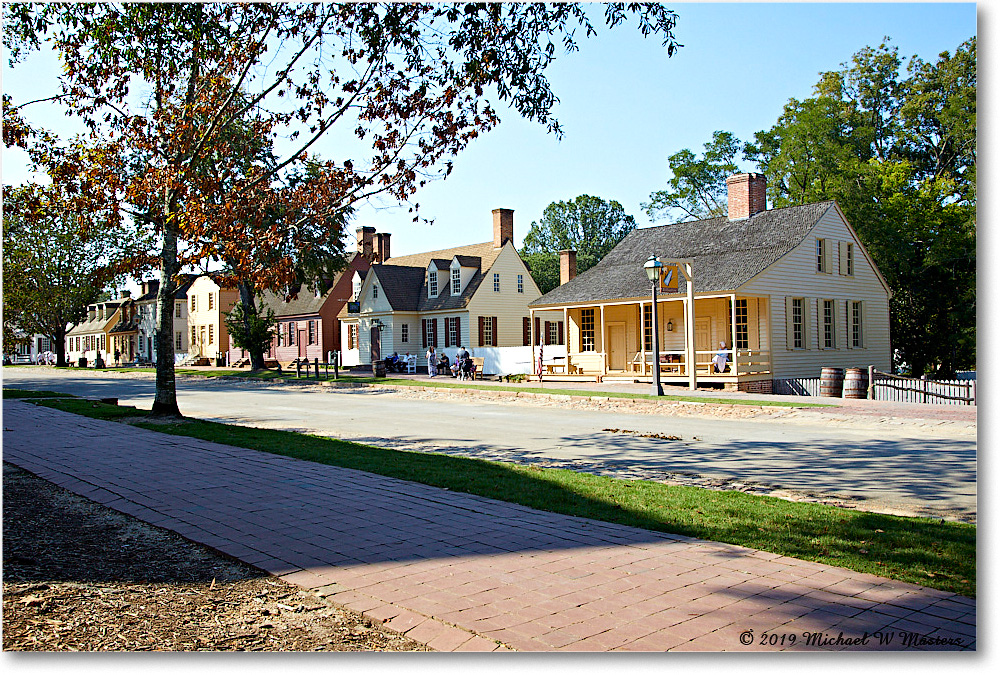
[2,463,428,652]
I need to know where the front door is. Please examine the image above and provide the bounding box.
[298,330,307,358]
[608,322,626,371]
[370,326,381,364]
[695,318,711,371]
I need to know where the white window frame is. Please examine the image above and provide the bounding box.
[451,268,461,295]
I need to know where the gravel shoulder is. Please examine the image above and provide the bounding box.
[2,463,428,652]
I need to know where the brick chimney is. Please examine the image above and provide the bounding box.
[726,173,767,220]
[493,208,514,249]
[142,279,160,297]
[559,249,577,285]
[375,232,391,263]
[356,226,375,259]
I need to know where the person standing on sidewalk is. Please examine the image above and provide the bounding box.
[426,346,437,377]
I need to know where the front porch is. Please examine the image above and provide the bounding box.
[529,293,772,389]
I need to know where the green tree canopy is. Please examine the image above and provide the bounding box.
[521,195,636,294]
[642,130,742,222]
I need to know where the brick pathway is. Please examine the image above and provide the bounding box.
[2,400,975,651]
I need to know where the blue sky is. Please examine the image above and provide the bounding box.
[1,2,979,260]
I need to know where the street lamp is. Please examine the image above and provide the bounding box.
[644,255,664,396]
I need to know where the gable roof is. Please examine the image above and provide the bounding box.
[259,252,363,318]
[530,201,836,306]
[370,241,507,313]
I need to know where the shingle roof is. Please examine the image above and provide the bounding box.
[370,241,506,313]
[530,202,835,306]
[258,253,362,318]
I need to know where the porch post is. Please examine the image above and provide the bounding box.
[685,262,696,390]
[563,306,569,373]
[731,293,738,376]
[600,303,606,375]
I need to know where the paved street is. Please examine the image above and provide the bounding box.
[1,368,977,521]
[2,399,976,651]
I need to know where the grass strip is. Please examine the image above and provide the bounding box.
[3,388,78,399]
[30,396,974,597]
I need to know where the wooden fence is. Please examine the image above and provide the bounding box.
[774,370,976,405]
[871,370,976,405]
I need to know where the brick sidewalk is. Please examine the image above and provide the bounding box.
[2,400,975,651]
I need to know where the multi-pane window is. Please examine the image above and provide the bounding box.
[735,299,749,349]
[353,280,362,300]
[643,305,653,351]
[401,323,409,343]
[191,295,197,312]
[175,332,183,350]
[348,324,358,350]
[191,327,197,347]
[852,301,863,348]
[493,273,500,292]
[547,321,559,345]
[288,323,295,345]
[429,271,438,297]
[517,274,524,294]
[208,293,214,311]
[823,300,834,348]
[372,284,378,299]
[448,318,459,347]
[816,239,828,273]
[581,308,595,351]
[845,243,854,276]
[792,298,804,349]
[308,320,316,345]
[452,268,461,295]
[482,316,494,346]
[208,324,214,345]
[175,303,182,318]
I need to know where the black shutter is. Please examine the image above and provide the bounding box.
[444,318,451,348]
[455,317,461,347]
[492,317,498,346]
[558,321,564,345]
[534,317,541,345]
[523,317,530,346]
[544,321,552,346]
[431,318,438,347]
[478,316,485,346]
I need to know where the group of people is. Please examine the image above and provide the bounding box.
[424,345,475,379]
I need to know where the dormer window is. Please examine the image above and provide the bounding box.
[352,279,362,300]
[373,284,379,299]
[451,268,461,295]
[429,269,438,297]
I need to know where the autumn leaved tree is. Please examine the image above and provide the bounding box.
[4,3,679,415]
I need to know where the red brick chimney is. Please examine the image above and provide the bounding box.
[726,173,767,220]
[375,232,391,263]
[559,249,577,285]
[493,208,514,249]
[356,226,375,259]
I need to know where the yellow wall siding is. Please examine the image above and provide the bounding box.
[187,276,239,358]
[742,207,891,377]
[468,244,552,347]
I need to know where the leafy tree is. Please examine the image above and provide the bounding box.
[521,195,636,293]
[223,296,279,365]
[4,2,680,415]
[642,130,742,222]
[2,183,129,367]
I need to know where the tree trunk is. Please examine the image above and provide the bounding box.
[152,224,182,417]
[237,280,267,371]
[52,326,68,368]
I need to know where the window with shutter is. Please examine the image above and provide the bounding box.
[523,317,530,346]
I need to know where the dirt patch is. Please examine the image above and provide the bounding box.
[2,463,428,652]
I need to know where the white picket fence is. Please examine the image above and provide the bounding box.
[774,372,976,405]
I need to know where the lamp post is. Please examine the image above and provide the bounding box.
[644,255,664,397]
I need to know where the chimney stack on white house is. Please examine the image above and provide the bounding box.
[560,249,577,285]
[356,226,376,259]
[375,232,391,263]
[493,208,514,249]
[726,173,767,220]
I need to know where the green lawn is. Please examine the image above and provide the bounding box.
[19,392,975,597]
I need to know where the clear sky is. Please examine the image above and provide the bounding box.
[1,2,979,261]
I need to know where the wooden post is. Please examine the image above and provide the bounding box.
[868,365,875,399]
[685,262,695,391]
[563,306,570,374]
[731,293,738,376]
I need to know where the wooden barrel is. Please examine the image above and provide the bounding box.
[843,367,869,399]
[820,367,844,397]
